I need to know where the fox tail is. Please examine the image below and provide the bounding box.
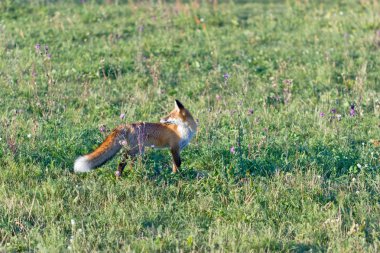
[74,126,126,173]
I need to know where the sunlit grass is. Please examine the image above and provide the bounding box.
[0,0,379,251]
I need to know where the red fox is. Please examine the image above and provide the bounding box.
[74,100,197,177]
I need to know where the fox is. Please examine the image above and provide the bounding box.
[74,100,197,177]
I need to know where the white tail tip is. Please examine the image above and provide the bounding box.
[74,156,92,173]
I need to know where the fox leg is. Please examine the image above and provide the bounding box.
[170,147,181,173]
[115,148,139,178]
[115,151,129,178]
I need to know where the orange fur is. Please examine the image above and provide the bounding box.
[74,100,197,177]
[86,126,124,161]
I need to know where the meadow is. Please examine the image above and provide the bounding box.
[0,0,380,252]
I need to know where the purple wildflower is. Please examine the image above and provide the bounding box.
[120,113,125,120]
[99,125,106,133]
[47,54,52,59]
[215,94,221,101]
[319,112,325,117]
[44,45,49,54]
[248,109,254,115]
[377,29,380,37]
[331,108,337,114]
[223,73,230,80]
[350,104,355,117]
[35,44,41,52]
[230,146,235,154]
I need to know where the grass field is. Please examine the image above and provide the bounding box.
[1,0,380,252]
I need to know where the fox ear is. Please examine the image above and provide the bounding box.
[175,99,185,110]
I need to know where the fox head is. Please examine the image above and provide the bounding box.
[160,100,197,129]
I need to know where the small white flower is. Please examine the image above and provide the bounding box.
[357,163,362,169]
[356,191,360,194]
[119,140,128,146]
[27,134,32,138]
[352,177,356,182]
[71,219,75,226]
[67,246,72,250]
[78,228,83,233]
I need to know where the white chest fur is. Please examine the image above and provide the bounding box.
[160,117,196,150]
[177,124,195,150]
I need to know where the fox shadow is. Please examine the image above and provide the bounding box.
[216,140,364,180]
[124,137,365,184]
[129,149,202,183]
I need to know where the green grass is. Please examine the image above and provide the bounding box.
[1,0,380,252]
